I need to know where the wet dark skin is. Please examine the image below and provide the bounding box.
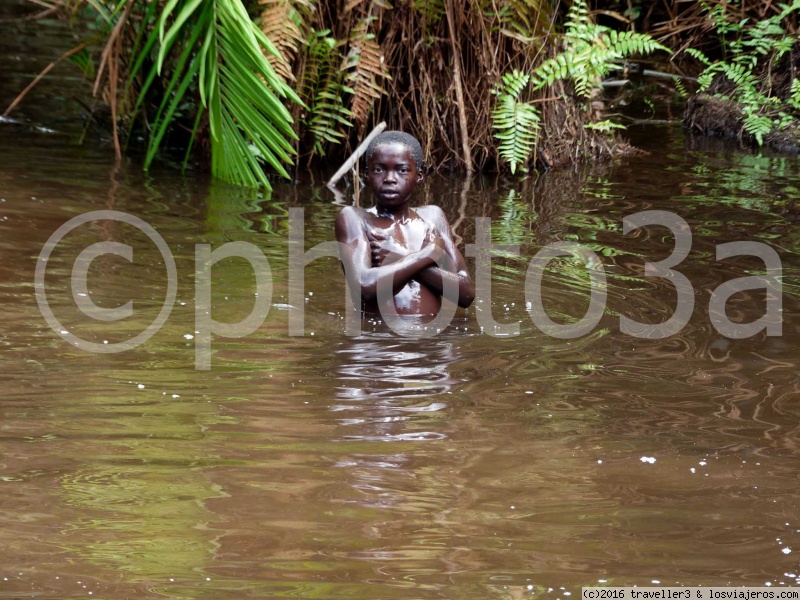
[335,142,475,316]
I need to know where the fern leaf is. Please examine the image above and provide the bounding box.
[742,111,773,146]
[497,0,550,40]
[412,0,445,26]
[789,78,800,111]
[673,76,688,99]
[492,94,540,174]
[685,47,712,66]
[530,3,669,98]
[259,0,316,82]
[497,69,531,99]
[584,119,626,132]
[341,18,390,124]
[605,30,670,57]
[299,30,352,155]
[564,0,594,44]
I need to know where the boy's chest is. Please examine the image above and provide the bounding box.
[366,214,432,252]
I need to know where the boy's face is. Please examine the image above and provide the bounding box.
[366,142,422,209]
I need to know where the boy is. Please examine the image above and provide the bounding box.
[335,131,474,317]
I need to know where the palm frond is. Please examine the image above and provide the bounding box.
[143,0,301,188]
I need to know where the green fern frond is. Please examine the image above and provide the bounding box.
[490,0,669,172]
[605,30,670,57]
[530,53,569,90]
[411,0,445,24]
[492,69,540,174]
[496,0,550,40]
[778,0,800,18]
[584,119,626,132]
[773,36,795,60]
[724,62,755,87]
[789,79,800,111]
[696,71,714,91]
[299,30,352,155]
[687,0,800,148]
[498,68,531,99]
[564,0,594,44]
[529,1,669,98]
[743,111,773,146]
[685,47,711,66]
[673,76,688,99]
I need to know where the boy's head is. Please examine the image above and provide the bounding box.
[364,131,424,207]
[365,131,424,171]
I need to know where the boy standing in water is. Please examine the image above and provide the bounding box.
[335,131,474,317]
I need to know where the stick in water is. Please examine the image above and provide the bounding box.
[326,121,387,188]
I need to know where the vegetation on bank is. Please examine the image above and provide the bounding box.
[4,0,800,188]
[684,0,800,150]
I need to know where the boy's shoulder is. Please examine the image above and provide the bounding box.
[335,205,369,240]
[337,204,365,216]
[414,205,447,226]
[414,205,445,216]
[336,205,368,223]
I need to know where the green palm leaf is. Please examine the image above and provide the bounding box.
[136,0,302,188]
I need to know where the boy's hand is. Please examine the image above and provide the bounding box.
[368,229,408,266]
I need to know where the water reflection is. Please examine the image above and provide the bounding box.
[330,332,459,517]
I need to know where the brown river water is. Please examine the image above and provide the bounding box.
[3,5,800,600]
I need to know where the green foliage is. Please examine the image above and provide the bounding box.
[531,8,669,98]
[584,119,626,132]
[299,30,353,155]
[64,0,303,188]
[491,70,540,174]
[492,0,550,41]
[789,79,800,111]
[688,0,800,146]
[68,47,95,78]
[411,0,445,27]
[155,0,302,187]
[491,0,669,173]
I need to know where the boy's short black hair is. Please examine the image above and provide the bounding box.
[365,131,424,170]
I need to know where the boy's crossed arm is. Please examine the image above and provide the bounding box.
[365,206,474,309]
[335,206,445,303]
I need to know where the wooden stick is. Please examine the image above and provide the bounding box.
[327,121,387,187]
[601,79,630,87]
[643,69,698,82]
[445,0,473,176]
[3,41,90,117]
